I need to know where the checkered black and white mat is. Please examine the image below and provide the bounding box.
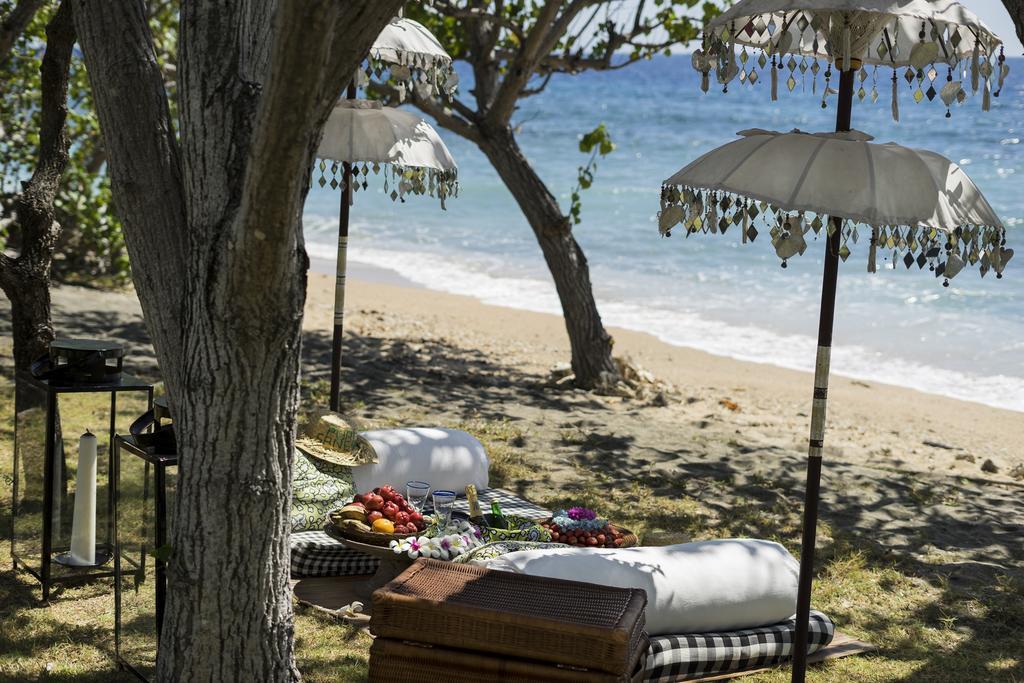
[290,488,550,578]
[644,611,835,682]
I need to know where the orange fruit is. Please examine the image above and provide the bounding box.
[371,518,395,534]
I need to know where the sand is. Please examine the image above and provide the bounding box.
[2,269,1022,578]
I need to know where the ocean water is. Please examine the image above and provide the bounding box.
[303,55,1024,412]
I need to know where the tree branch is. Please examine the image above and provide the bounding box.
[72,0,188,395]
[521,70,553,98]
[487,0,564,124]
[0,0,46,67]
[6,0,73,272]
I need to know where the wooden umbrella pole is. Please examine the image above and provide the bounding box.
[329,82,358,412]
[791,64,855,683]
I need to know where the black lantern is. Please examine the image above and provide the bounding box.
[114,397,177,681]
[10,339,152,600]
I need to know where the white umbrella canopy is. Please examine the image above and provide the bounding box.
[659,129,1010,282]
[317,100,458,206]
[315,99,459,411]
[362,17,458,100]
[693,0,1008,118]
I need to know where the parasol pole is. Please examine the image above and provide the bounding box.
[329,82,358,412]
[791,61,856,683]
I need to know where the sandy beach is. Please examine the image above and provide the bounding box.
[3,268,1021,580]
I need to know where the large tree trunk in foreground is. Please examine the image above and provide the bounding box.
[479,126,618,388]
[74,1,401,679]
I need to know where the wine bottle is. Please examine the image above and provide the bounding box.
[489,501,510,530]
[465,484,484,522]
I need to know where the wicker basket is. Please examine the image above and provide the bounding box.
[369,637,645,682]
[371,559,648,676]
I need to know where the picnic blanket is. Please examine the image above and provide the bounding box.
[290,488,550,578]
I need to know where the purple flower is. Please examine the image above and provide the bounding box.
[440,538,451,550]
[568,507,597,521]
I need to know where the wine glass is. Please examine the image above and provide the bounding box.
[431,489,456,531]
[405,481,430,513]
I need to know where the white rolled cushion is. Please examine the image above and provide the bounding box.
[351,428,489,494]
[486,539,799,635]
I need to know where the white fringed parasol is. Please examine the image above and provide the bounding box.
[316,100,459,410]
[693,0,1007,119]
[659,128,1009,281]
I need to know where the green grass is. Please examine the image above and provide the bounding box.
[2,374,1022,682]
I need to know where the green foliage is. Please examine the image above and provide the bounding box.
[570,124,615,225]
[0,1,177,285]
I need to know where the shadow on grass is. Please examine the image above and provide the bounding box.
[3,301,1022,682]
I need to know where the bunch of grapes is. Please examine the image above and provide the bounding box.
[352,485,427,535]
[540,520,626,548]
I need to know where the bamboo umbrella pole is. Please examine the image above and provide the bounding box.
[791,63,856,683]
[330,82,358,412]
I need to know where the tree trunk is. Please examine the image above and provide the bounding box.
[0,0,74,374]
[4,271,54,371]
[1,0,74,484]
[158,260,307,682]
[478,126,618,388]
[74,1,402,679]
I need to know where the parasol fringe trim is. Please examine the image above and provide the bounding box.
[690,10,1005,119]
[659,183,1010,282]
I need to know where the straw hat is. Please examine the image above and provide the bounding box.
[295,410,377,467]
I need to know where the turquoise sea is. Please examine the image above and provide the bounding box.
[303,55,1024,412]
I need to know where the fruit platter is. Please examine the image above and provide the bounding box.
[540,507,638,548]
[328,485,429,547]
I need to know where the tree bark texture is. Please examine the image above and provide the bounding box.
[478,126,618,387]
[73,1,401,680]
[0,0,75,372]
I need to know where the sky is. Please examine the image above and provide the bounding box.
[969,0,1023,52]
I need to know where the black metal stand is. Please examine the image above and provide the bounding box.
[791,65,856,683]
[329,82,358,412]
[114,432,177,682]
[11,372,152,601]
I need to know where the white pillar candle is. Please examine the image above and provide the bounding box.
[69,431,97,565]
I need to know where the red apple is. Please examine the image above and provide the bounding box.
[367,511,383,523]
[396,511,410,525]
[382,502,399,521]
[364,494,383,511]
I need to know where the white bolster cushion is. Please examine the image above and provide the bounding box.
[486,539,799,635]
[351,428,489,494]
